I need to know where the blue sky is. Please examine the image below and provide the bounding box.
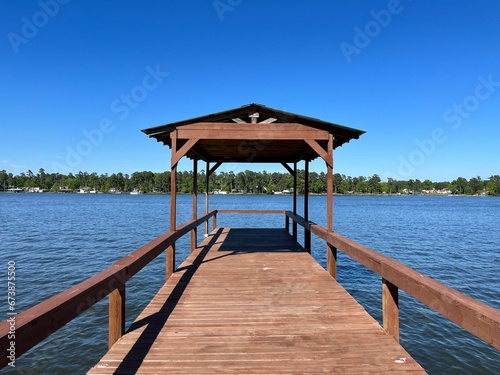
[1,0,499,182]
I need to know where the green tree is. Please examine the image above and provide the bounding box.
[422,179,433,190]
[0,170,7,190]
[453,177,468,194]
[468,176,483,195]
[367,174,381,194]
[333,173,343,194]
[488,175,500,196]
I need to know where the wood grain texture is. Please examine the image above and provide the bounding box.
[88,228,425,374]
[286,211,500,351]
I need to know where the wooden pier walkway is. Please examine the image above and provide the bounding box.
[2,105,498,373]
[88,228,425,374]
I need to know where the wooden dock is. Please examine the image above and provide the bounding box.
[88,228,425,374]
[2,106,498,372]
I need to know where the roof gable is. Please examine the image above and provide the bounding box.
[142,103,365,163]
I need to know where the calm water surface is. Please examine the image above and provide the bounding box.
[0,193,499,374]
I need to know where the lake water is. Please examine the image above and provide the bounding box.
[1,193,499,374]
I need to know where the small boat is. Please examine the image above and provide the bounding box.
[6,187,23,193]
[130,189,143,195]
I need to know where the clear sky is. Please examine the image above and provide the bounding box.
[1,0,499,182]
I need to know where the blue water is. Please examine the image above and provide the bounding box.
[0,193,499,374]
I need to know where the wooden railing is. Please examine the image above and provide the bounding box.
[285,211,500,351]
[216,209,299,244]
[2,208,498,370]
[216,209,286,231]
[0,210,217,369]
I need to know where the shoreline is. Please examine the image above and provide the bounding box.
[0,191,492,197]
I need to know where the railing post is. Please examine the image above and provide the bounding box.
[293,162,297,240]
[304,224,311,254]
[304,227,311,254]
[212,212,217,232]
[382,278,399,342]
[169,131,177,279]
[304,160,310,253]
[327,244,337,279]
[108,283,125,349]
[285,214,289,232]
[204,161,209,237]
[191,159,198,253]
[166,244,175,280]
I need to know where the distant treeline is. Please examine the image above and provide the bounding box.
[1,169,499,196]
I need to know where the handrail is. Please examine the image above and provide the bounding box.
[217,209,286,214]
[285,211,500,350]
[3,208,497,370]
[0,210,217,369]
[211,209,286,231]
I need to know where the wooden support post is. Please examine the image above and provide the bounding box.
[166,244,175,280]
[213,213,217,231]
[327,244,337,279]
[285,214,289,232]
[191,159,197,252]
[326,135,333,232]
[108,283,125,349]
[326,134,335,277]
[304,160,310,253]
[382,278,400,342]
[168,131,177,279]
[293,162,297,240]
[205,161,209,237]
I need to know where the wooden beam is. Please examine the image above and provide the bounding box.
[217,209,285,214]
[176,122,329,140]
[326,134,334,278]
[293,162,297,240]
[205,161,209,236]
[304,160,310,253]
[305,139,332,168]
[326,135,334,232]
[108,283,125,349]
[171,138,199,167]
[208,161,222,177]
[259,117,277,124]
[281,162,295,176]
[178,129,328,141]
[188,147,209,162]
[180,122,325,131]
[383,278,399,342]
[231,118,247,123]
[327,244,337,279]
[191,159,198,253]
[295,148,316,163]
[168,131,177,280]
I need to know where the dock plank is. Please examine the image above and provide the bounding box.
[88,228,426,374]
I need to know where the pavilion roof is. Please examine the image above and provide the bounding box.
[142,103,365,163]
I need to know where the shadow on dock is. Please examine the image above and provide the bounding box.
[117,229,224,373]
